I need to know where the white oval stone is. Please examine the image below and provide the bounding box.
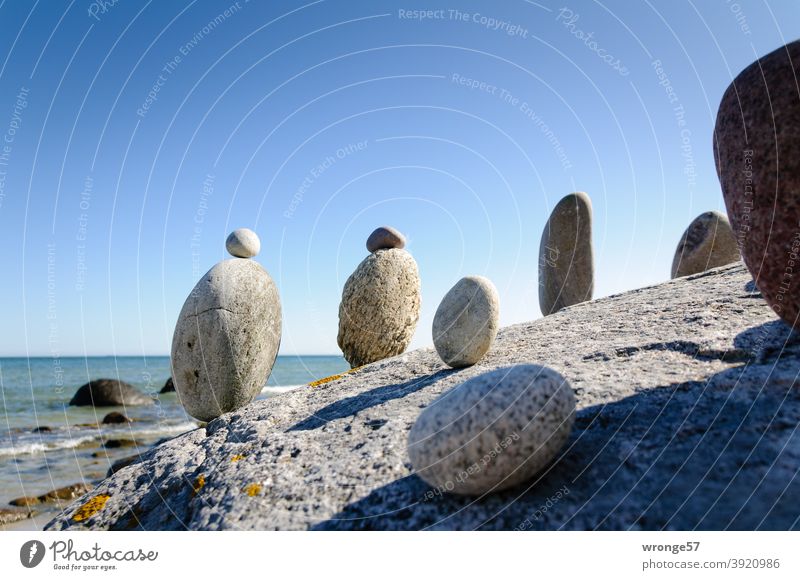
[226,228,261,258]
[171,259,281,421]
[432,276,499,368]
[337,248,420,368]
[408,365,575,496]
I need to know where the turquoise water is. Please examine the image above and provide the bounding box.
[0,355,348,518]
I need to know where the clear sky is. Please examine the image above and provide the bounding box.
[0,0,798,357]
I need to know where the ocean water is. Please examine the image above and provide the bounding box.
[0,355,348,520]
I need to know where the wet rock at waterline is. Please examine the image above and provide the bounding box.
[101,412,131,425]
[714,39,800,328]
[539,192,594,316]
[366,226,406,253]
[160,377,175,393]
[171,258,282,422]
[338,248,420,368]
[408,365,576,496]
[225,228,261,258]
[671,211,740,278]
[69,379,152,407]
[432,276,499,368]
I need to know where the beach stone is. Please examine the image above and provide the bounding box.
[69,379,152,407]
[9,496,39,507]
[715,39,800,328]
[39,483,93,502]
[432,276,500,368]
[337,248,420,368]
[671,211,740,278]
[538,191,594,316]
[225,228,260,258]
[408,365,576,496]
[171,258,282,421]
[160,377,175,393]
[0,508,35,526]
[366,226,406,253]
[102,412,130,424]
[31,426,51,433]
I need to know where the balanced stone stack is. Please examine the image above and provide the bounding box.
[337,227,420,368]
[671,210,740,278]
[171,228,282,422]
[408,364,576,495]
[714,39,800,328]
[538,192,594,316]
[432,275,499,368]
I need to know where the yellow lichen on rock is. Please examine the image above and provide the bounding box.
[192,474,205,495]
[308,365,364,388]
[244,483,262,497]
[72,494,111,522]
[231,454,246,462]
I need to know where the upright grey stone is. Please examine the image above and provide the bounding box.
[538,191,594,315]
[671,210,740,278]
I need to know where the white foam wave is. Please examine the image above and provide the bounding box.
[0,435,98,457]
[261,384,304,395]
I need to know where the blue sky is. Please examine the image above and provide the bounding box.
[0,0,798,356]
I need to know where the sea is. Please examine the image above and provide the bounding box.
[0,355,348,527]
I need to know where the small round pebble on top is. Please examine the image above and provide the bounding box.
[366,226,406,253]
[226,228,261,258]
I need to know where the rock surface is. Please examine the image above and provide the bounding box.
[48,264,800,531]
[408,365,575,495]
[102,412,131,424]
[171,259,282,421]
[225,228,260,258]
[432,276,499,367]
[671,211,740,278]
[366,226,406,253]
[715,40,800,328]
[539,191,594,315]
[160,377,175,393]
[337,248,420,368]
[69,379,152,407]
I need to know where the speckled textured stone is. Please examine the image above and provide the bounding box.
[671,211,740,278]
[366,226,406,253]
[539,192,594,315]
[337,248,420,368]
[408,365,575,495]
[171,259,281,421]
[432,276,499,367]
[225,228,260,258]
[47,264,800,531]
[714,40,800,328]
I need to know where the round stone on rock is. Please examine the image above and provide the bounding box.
[366,226,406,253]
[171,259,282,421]
[337,248,420,368]
[433,276,500,368]
[714,39,800,328]
[671,211,740,278]
[225,228,260,258]
[539,192,594,316]
[69,379,152,407]
[408,365,576,496]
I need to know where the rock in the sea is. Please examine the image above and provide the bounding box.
[171,258,282,421]
[432,276,500,367]
[538,191,594,316]
[671,211,740,278]
[366,226,406,253]
[160,377,175,393]
[9,496,39,507]
[0,508,34,526]
[104,439,138,449]
[408,365,576,495]
[39,483,93,502]
[102,412,130,424]
[715,40,800,327]
[225,228,260,258]
[69,379,152,407]
[337,248,420,368]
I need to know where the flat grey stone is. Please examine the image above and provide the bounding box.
[539,192,594,315]
[171,259,282,421]
[671,211,740,278]
[337,248,420,368]
[47,264,800,530]
[225,228,260,258]
[432,275,499,367]
[366,226,406,253]
[408,365,575,495]
[69,379,152,407]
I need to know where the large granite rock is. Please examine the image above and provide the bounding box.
[48,264,800,530]
[714,40,800,328]
[337,248,420,368]
[69,379,151,407]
